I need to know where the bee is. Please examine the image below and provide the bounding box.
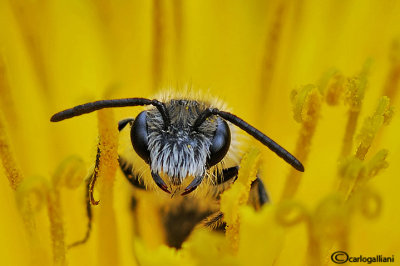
[51,92,304,248]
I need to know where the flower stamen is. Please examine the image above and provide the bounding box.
[16,176,50,265]
[0,112,23,190]
[355,96,393,160]
[96,108,120,266]
[281,84,322,200]
[383,39,400,99]
[340,60,371,157]
[318,69,345,106]
[220,147,260,253]
[48,156,86,265]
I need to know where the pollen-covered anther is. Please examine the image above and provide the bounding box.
[0,113,24,190]
[338,148,389,199]
[365,149,389,177]
[341,60,371,157]
[324,72,346,106]
[281,85,322,200]
[355,96,393,160]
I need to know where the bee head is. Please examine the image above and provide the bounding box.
[130,100,231,194]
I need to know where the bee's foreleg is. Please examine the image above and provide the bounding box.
[249,176,269,209]
[255,177,269,205]
[118,157,146,190]
[200,174,269,238]
[118,118,134,131]
[216,166,239,184]
[215,165,269,206]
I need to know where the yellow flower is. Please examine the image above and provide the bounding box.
[1,1,399,266]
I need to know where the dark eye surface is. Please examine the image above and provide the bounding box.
[207,119,231,167]
[131,111,150,163]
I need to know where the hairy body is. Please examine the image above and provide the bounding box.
[118,92,265,248]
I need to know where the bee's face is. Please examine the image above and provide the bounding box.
[130,100,231,191]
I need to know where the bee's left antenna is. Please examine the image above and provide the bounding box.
[51,98,170,129]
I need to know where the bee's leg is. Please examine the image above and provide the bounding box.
[202,173,269,231]
[118,118,134,131]
[118,156,147,253]
[215,166,239,184]
[248,176,269,210]
[216,165,268,206]
[201,211,226,231]
[253,176,269,205]
[198,166,237,231]
[118,157,147,190]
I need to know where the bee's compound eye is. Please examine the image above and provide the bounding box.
[207,119,231,167]
[131,111,150,163]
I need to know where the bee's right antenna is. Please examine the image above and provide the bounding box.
[50,98,171,130]
[193,108,304,172]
